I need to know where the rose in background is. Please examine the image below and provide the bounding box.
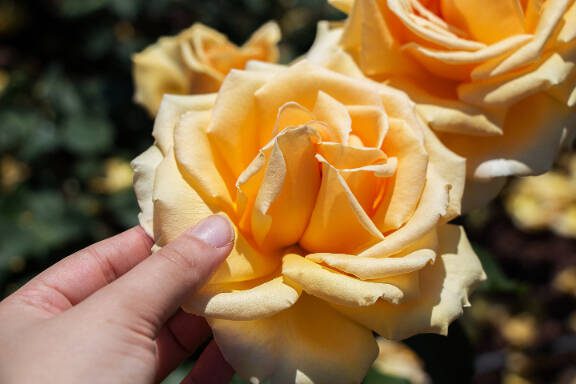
[312,0,576,208]
[133,22,281,116]
[132,61,485,383]
[505,151,576,237]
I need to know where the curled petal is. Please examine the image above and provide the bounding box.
[307,249,435,280]
[283,254,405,306]
[249,127,322,249]
[459,52,575,108]
[387,0,486,50]
[210,294,379,384]
[184,277,300,320]
[332,225,486,340]
[385,77,506,136]
[547,66,576,107]
[422,125,466,219]
[481,0,570,77]
[132,145,162,237]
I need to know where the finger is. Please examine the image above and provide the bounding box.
[155,311,212,382]
[84,215,233,336]
[5,226,153,315]
[181,340,235,384]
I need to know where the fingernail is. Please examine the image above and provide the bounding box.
[188,215,234,248]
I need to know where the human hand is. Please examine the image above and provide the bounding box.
[0,215,235,384]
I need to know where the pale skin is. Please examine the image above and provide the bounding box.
[0,215,235,384]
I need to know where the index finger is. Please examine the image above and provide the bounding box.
[6,226,154,316]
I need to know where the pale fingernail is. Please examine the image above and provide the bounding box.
[188,215,234,248]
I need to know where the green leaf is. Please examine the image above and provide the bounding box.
[109,0,144,19]
[58,0,110,17]
[62,115,113,155]
[36,66,83,116]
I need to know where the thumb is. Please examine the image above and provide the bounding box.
[83,215,234,334]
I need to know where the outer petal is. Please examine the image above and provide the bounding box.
[132,37,189,116]
[153,149,279,284]
[360,162,450,258]
[422,125,466,219]
[174,109,234,213]
[282,254,405,306]
[152,149,214,246]
[153,94,217,154]
[332,225,486,340]
[210,294,378,384]
[183,276,300,320]
[439,93,576,179]
[207,70,271,177]
[131,145,163,237]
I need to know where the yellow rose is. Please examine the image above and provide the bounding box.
[319,0,576,205]
[132,22,281,115]
[132,61,485,384]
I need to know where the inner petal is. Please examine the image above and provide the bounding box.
[348,105,389,148]
[440,0,527,44]
[372,118,429,233]
[237,126,322,251]
[300,157,385,254]
[312,91,352,144]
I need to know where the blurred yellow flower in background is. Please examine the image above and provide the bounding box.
[90,158,133,194]
[372,338,431,384]
[132,22,281,116]
[0,155,29,192]
[505,152,576,238]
